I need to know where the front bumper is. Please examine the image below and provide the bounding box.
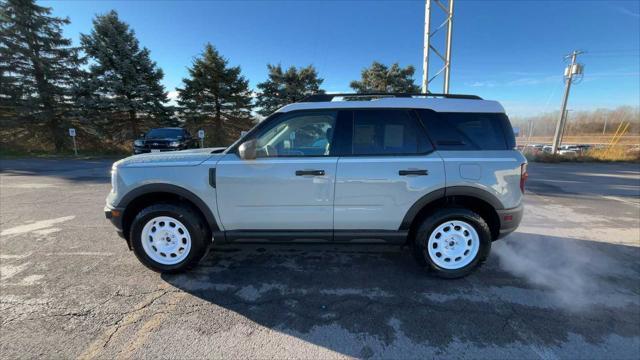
[104,205,126,239]
[496,203,524,239]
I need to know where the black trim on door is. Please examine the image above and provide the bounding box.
[209,168,216,188]
[330,110,354,156]
[222,230,408,244]
[225,230,332,243]
[333,230,407,244]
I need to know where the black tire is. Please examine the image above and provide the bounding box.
[412,208,491,279]
[129,203,209,273]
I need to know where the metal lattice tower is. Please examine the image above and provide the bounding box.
[422,0,454,94]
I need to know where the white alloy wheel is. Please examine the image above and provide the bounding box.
[141,216,192,265]
[427,220,480,270]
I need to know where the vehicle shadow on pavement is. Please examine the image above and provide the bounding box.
[161,234,640,357]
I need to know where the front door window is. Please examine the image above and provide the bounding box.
[254,111,337,157]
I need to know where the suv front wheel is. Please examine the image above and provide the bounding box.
[130,203,208,273]
[413,208,491,278]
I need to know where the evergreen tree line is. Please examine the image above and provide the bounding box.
[0,0,420,153]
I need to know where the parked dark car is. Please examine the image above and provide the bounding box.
[133,128,198,154]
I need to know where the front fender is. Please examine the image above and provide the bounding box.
[116,183,220,232]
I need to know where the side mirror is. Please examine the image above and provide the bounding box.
[238,139,257,160]
[139,133,145,139]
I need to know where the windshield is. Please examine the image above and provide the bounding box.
[146,129,183,139]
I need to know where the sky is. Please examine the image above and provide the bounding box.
[47,0,640,117]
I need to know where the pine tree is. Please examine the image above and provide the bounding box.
[350,62,420,93]
[177,43,253,146]
[0,0,84,152]
[79,10,167,140]
[255,64,324,116]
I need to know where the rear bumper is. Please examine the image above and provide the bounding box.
[496,203,524,239]
[104,205,126,239]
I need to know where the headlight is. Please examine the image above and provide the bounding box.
[134,139,144,147]
[110,166,118,193]
[169,141,180,147]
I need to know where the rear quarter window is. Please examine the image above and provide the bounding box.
[417,110,515,150]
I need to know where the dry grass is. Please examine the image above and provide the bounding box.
[525,146,640,163]
[585,146,640,162]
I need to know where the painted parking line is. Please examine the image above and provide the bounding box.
[1,183,59,189]
[0,262,30,281]
[43,252,114,257]
[600,195,640,207]
[0,253,31,260]
[0,216,75,237]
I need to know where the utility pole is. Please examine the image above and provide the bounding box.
[551,50,584,154]
[422,0,454,94]
[559,109,572,146]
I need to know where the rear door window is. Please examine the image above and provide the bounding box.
[417,110,514,150]
[350,109,432,155]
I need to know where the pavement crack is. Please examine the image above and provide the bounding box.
[76,287,178,359]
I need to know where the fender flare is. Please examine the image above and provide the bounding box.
[399,186,503,231]
[117,183,220,232]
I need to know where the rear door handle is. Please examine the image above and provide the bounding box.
[399,169,429,176]
[296,169,325,176]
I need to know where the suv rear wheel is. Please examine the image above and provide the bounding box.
[130,203,208,273]
[413,208,491,278]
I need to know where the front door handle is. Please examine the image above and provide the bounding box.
[296,169,325,176]
[399,169,429,176]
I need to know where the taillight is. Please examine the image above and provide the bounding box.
[520,163,528,193]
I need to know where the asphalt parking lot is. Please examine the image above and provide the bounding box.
[1,158,639,359]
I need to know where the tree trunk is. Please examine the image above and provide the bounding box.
[214,101,223,146]
[47,110,64,152]
[129,109,138,139]
[28,36,64,152]
[37,83,63,152]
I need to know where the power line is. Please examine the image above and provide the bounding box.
[586,49,639,54]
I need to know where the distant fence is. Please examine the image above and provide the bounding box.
[517,135,640,146]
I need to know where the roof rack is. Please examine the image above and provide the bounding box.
[299,92,482,102]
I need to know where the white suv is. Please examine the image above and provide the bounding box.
[105,93,527,278]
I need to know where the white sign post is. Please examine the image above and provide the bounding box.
[68,128,78,156]
[197,129,205,148]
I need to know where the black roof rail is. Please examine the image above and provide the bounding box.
[299,92,482,102]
